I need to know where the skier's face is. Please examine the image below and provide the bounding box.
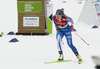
[56,14,62,20]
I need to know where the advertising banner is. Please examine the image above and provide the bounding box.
[18,2,42,12]
[23,17,39,27]
[94,3,100,24]
[92,0,100,2]
[47,4,53,34]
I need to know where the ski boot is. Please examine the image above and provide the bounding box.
[58,51,64,61]
[75,53,83,64]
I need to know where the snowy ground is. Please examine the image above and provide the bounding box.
[0,22,100,69]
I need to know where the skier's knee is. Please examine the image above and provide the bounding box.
[68,43,74,48]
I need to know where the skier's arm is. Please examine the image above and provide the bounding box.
[68,17,74,26]
[66,17,74,30]
[52,15,57,26]
[52,15,58,30]
[69,18,74,30]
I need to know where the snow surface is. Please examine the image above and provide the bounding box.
[0,21,100,69]
[0,0,100,69]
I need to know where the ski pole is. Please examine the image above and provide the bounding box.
[72,30,89,46]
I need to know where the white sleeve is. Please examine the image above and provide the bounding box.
[68,17,74,25]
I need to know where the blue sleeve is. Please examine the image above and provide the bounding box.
[66,17,74,25]
[52,15,57,26]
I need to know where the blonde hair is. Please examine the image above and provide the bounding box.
[57,9,69,19]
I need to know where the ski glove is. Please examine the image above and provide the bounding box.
[70,25,73,30]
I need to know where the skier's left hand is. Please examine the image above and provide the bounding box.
[70,25,73,30]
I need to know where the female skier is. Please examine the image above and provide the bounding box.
[52,9,83,64]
